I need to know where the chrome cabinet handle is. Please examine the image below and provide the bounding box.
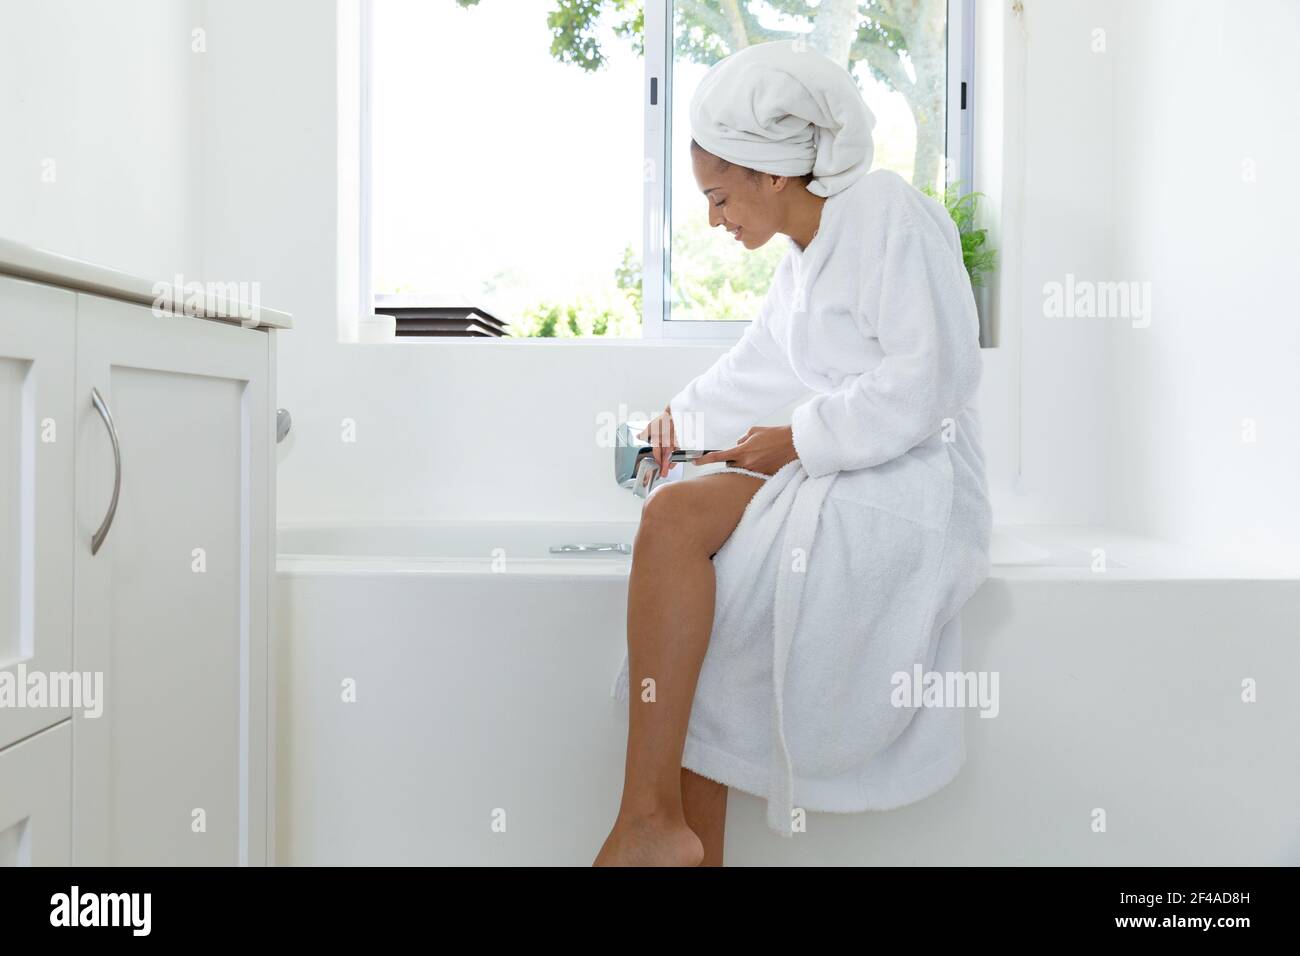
[90,387,121,556]
[548,543,631,554]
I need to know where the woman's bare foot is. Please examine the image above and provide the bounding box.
[593,813,705,867]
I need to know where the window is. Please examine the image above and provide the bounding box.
[365,0,645,339]
[362,0,974,339]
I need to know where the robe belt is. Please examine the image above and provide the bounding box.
[767,469,835,836]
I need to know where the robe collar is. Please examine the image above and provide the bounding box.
[783,181,851,389]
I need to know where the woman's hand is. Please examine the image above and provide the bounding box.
[694,425,799,476]
[636,407,679,481]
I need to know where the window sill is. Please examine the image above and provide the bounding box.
[341,335,747,348]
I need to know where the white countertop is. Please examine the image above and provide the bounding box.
[0,237,292,330]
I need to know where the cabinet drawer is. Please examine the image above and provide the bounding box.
[0,720,72,866]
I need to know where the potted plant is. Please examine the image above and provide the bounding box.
[921,181,998,346]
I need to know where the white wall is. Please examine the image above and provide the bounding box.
[977,0,1117,526]
[0,0,205,280]
[196,0,343,530]
[1106,0,1300,569]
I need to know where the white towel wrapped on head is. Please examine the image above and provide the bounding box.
[689,38,877,198]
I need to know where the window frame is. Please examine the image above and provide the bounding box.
[358,0,375,327]
[358,0,975,341]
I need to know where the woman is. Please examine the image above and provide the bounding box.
[595,39,991,867]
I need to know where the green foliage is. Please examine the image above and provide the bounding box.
[547,0,644,70]
[452,1,968,334]
[509,290,640,338]
[613,244,642,315]
[852,4,912,91]
[542,1,948,189]
[453,0,643,69]
[667,215,785,320]
[459,1,928,96]
[511,214,786,336]
[920,181,999,288]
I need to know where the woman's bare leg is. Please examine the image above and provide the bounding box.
[681,768,728,866]
[594,472,764,866]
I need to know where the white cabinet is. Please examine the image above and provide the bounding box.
[0,260,281,867]
[72,295,273,866]
[0,278,76,752]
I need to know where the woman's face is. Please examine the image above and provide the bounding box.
[691,148,785,250]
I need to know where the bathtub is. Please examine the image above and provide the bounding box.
[275,521,1300,865]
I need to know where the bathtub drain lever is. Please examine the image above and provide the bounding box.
[549,543,632,555]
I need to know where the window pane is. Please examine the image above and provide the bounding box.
[371,0,645,337]
[668,1,949,321]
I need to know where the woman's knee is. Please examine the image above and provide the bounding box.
[636,482,704,552]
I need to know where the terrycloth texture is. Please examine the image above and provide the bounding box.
[610,169,992,836]
[689,38,876,199]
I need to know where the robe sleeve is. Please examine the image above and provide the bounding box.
[668,270,810,451]
[789,197,982,478]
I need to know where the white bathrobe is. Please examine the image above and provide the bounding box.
[611,168,992,837]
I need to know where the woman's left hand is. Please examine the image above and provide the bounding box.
[694,425,799,476]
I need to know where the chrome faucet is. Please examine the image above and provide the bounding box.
[614,421,717,499]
